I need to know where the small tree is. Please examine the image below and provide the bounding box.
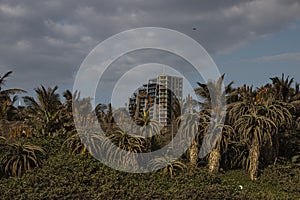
[23,85,62,136]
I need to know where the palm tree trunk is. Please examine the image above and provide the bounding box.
[208,148,221,173]
[249,142,260,180]
[189,140,199,167]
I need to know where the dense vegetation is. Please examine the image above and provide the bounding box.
[0,71,299,199]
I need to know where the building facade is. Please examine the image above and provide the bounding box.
[128,74,183,126]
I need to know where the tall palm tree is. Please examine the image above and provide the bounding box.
[230,86,293,180]
[60,90,84,134]
[268,74,300,160]
[177,112,201,167]
[207,123,233,173]
[61,90,74,131]
[194,74,234,172]
[234,109,277,180]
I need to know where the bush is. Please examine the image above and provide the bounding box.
[1,147,299,199]
[0,142,47,177]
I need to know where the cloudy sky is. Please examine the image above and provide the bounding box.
[1,0,300,106]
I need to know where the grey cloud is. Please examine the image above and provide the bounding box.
[255,52,300,62]
[0,0,299,94]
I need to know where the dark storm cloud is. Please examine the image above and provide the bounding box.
[0,0,300,93]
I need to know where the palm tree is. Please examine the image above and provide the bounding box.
[177,112,201,167]
[23,85,62,136]
[270,74,295,102]
[194,74,234,172]
[135,109,161,152]
[268,74,300,160]
[63,93,111,159]
[0,71,26,98]
[230,86,293,180]
[60,90,85,135]
[0,71,25,133]
[61,90,74,133]
[233,108,277,180]
[62,90,73,114]
[0,94,23,124]
[207,123,233,173]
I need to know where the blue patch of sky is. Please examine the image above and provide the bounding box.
[214,19,300,88]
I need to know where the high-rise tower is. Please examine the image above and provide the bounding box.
[128,74,183,126]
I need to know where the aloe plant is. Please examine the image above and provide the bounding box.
[0,142,46,177]
[149,156,186,177]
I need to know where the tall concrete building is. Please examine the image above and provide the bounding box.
[128,74,183,126]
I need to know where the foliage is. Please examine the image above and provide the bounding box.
[176,112,200,167]
[107,128,146,153]
[22,85,62,136]
[0,136,6,143]
[149,156,186,177]
[0,150,299,199]
[195,74,234,172]
[8,125,31,139]
[135,109,162,152]
[0,142,47,177]
[63,131,106,158]
[63,133,87,155]
[0,70,300,199]
[0,71,26,122]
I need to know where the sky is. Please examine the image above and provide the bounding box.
[1,0,300,107]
